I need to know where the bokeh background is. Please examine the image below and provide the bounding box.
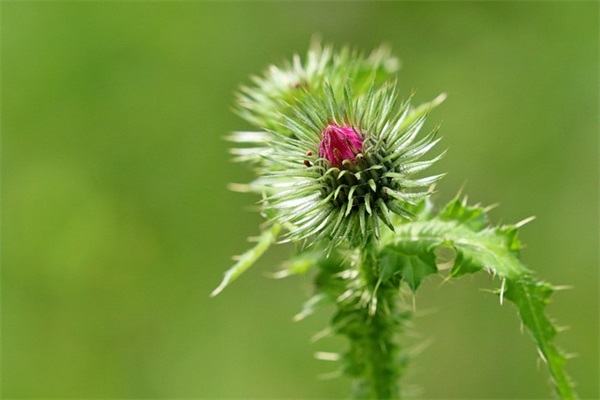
[3,2,598,399]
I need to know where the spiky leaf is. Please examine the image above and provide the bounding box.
[211,224,280,296]
[378,241,437,291]
[378,197,576,398]
[504,277,575,399]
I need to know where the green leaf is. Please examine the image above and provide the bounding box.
[380,197,576,398]
[378,241,437,291]
[211,224,281,297]
[438,196,489,231]
[504,277,576,399]
[388,198,526,279]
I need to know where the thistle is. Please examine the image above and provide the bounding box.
[318,123,362,167]
[214,41,577,400]
[240,81,445,248]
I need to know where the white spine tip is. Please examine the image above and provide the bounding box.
[314,352,341,361]
[515,216,536,228]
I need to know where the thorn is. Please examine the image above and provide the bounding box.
[210,282,226,298]
[553,285,574,291]
[337,289,354,303]
[275,237,292,244]
[483,203,500,213]
[292,311,309,322]
[311,328,333,343]
[314,352,340,361]
[537,347,548,364]
[369,294,378,316]
[264,270,290,279]
[564,352,579,360]
[431,92,448,107]
[439,272,455,285]
[499,278,506,305]
[407,337,434,358]
[515,215,536,228]
[456,181,468,199]
[228,183,252,192]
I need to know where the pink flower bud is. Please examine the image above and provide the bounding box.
[318,124,363,167]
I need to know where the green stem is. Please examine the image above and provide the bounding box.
[340,239,406,399]
[346,296,401,399]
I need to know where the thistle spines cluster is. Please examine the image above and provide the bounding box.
[235,39,400,131]
[233,79,445,248]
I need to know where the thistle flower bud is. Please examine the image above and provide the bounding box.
[230,43,446,249]
[230,82,445,248]
[319,124,363,167]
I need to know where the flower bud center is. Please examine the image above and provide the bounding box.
[318,124,363,167]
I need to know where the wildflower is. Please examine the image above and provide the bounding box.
[231,80,446,247]
[319,124,363,167]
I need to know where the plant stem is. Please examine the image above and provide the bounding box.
[340,239,406,399]
[347,296,401,399]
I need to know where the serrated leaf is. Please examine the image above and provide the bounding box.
[211,224,280,297]
[504,277,575,399]
[450,248,485,277]
[381,197,576,397]
[378,241,437,291]
[438,197,489,231]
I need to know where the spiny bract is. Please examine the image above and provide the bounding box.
[231,43,446,248]
[236,39,400,132]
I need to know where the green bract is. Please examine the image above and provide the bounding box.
[231,82,446,247]
[236,39,400,131]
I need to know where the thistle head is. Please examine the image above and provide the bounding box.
[319,124,363,167]
[230,43,446,249]
[232,91,445,249]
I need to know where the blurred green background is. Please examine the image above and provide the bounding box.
[3,2,598,398]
